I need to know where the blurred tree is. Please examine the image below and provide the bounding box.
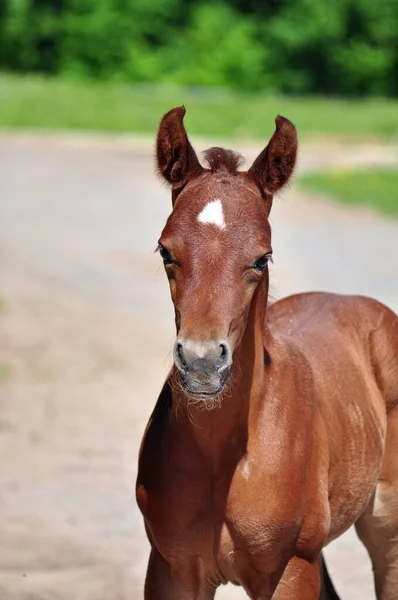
[60,0,183,79]
[333,0,398,95]
[164,3,268,90]
[1,0,63,72]
[0,0,397,96]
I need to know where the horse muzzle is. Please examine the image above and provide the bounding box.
[173,338,231,399]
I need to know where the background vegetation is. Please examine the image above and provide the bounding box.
[299,170,398,216]
[1,0,398,96]
[2,74,398,139]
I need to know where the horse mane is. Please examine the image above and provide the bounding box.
[203,147,244,174]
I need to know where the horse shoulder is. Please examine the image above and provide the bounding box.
[269,292,396,540]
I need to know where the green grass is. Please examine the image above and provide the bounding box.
[0,299,8,383]
[1,74,398,140]
[0,363,10,383]
[299,169,398,216]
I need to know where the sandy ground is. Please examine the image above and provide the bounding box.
[0,135,397,599]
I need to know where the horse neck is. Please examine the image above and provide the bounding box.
[234,272,269,401]
[171,272,270,463]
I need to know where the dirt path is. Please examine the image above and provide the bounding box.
[0,136,397,599]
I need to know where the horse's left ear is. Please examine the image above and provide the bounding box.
[156,106,203,199]
[248,115,297,199]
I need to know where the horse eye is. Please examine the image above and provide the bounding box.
[252,253,272,272]
[158,245,174,265]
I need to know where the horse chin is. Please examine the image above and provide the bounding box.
[177,369,231,406]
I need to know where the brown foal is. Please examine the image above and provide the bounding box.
[136,107,398,599]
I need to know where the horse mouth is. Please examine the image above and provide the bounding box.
[185,388,224,400]
[177,368,231,401]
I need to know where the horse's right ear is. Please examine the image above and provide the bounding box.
[156,106,203,198]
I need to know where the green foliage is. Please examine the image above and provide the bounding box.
[163,4,267,90]
[0,0,398,96]
[0,0,63,73]
[299,169,398,216]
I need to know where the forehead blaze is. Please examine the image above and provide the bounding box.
[161,173,272,255]
[197,199,225,229]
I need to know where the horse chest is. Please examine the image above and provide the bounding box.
[216,467,302,579]
[217,515,297,586]
[144,459,301,586]
[138,409,312,585]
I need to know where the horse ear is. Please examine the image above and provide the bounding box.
[156,106,203,195]
[248,115,297,198]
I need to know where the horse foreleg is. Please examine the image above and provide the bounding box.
[144,548,216,600]
[270,556,321,600]
[355,407,398,600]
[318,554,341,600]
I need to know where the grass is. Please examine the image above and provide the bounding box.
[298,169,398,216]
[0,299,8,383]
[1,74,398,140]
[0,363,10,383]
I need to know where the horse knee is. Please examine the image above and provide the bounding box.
[273,557,321,600]
[372,482,398,538]
[373,549,398,600]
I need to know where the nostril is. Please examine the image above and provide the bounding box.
[176,343,187,368]
[217,342,230,370]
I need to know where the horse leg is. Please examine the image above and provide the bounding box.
[144,548,216,600]
[318,554,341,600]
[355,407,398,600]
[271,556,321,600]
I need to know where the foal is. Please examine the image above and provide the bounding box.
[136,107,398,599]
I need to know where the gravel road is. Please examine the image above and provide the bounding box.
[0,135,397,600]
